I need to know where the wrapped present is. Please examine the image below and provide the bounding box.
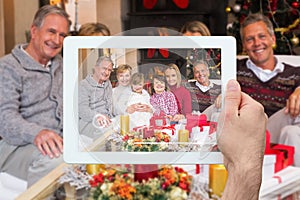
[132,125,148,136]
[271,144,295,167]
[150,115,167,128]
[262,155,276,180]
[265,149,285,173]
[260,166,300,199]
[143,127,155,139]
[186,113,202,132]
[132,125,156,139]
[191,126,210,143]
[186,113,216,135]
[157,124,178,141]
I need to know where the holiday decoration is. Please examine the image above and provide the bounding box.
[225,6,232,13]
[228,0,300,55]
[233,4,242,13]
[292,1,300,8]
[291,34,300,45]
[120,115,130,135]
[143,0,189,9]
[88,165,192,200]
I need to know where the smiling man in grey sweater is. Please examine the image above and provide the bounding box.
[0,5,69,187]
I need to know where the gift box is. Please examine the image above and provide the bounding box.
[132,125,155,139]
[158,124,178,141]
[262,155,276,180]
[186,113,210,134]
[265,149,285,173]
[191,125,210,144]
[260,166,300,200]
[133,125,147,134]
[271,144,295,167]
[143,127,155,139]
[186,113,202,132]
[150,115,167,128]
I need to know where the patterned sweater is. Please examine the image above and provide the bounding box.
[185,81,221,112]
[237,58,300,117]
[150,91,178,116]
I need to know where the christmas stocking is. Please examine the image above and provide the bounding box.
[143,0,158,9]
[147,48,156,58]
[172,0,189,9]
[159,48,169,58]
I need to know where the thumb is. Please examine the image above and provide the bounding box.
[224,79,242,117]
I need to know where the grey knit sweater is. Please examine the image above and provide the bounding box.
[0,44,63,145]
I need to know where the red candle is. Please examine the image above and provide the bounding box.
[134,164,159,182]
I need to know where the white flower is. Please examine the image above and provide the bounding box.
[169,187,188,200]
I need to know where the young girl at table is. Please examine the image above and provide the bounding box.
[150,74,178,119]
[164,63,192,121]
[126,73,153,127]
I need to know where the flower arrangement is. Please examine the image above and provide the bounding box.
[89,165,192,200]
[122,131,170,152]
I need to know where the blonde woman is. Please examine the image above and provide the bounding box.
[180,20,211,36]
[78,22,110,36]
[164,63,192,121]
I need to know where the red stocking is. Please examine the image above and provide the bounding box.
[143,0,158,9]
[172,0,189,9]
[147,48,156,58]
[159,48,169,58]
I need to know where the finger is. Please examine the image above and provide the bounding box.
[37,141,47,156]
[56,137,64,154]
[223,80,242,117]
[49,137,63,157]
[41,142,54,159]
[34,138,47,156]
[285,100,290,114]
[288,97,296,116]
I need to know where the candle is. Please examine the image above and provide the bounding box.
[120,115,129,135]
[134,164,159,182]
[209,164,228,198]
[86,164,106,175]
[178,129,189,143]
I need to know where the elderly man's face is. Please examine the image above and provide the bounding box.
[94,60,113,84]
[30,14,69,64]
[193,63,210,86]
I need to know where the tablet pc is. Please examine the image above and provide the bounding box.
[63,36,236,164]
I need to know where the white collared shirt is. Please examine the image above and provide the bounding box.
[21,45,51,70]
[246,58,284,82]
[195,81,214,92]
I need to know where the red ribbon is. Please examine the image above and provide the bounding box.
[274,174,283,199]
[273,175,282,184]
[195,164,200,174]
[157,124,176,135]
